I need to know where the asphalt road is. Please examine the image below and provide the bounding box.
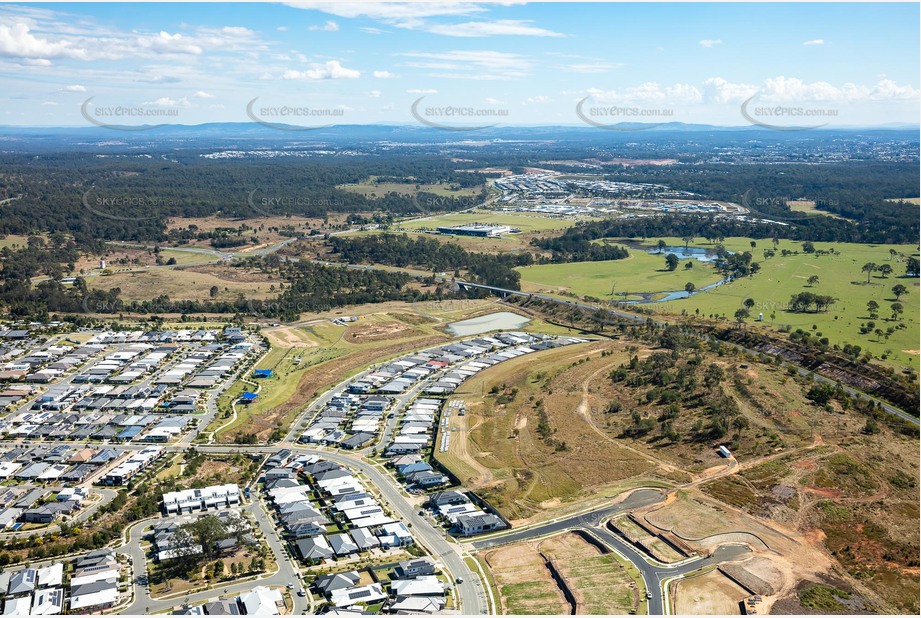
[119,499,309,615]
[197,444,489,615]
[471,489,666,550]
[471,488,751,616]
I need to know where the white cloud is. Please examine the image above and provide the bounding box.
[288,2,553,38]
[565,62,622,74]
[285,2,489,22]
[221,26,255,37]
[369,89,381,98]
[135,74,182,84]
[407,88,438,94]
[401,49,531,79]
[485,97,502,104]
[803,39,825,46]
[360,27,385,35]
[309,20,340,32]
[63,84,86,92]
[426,20,562,37]
[282,59,360,80]
[586,83,703,105]
[524,95,550,104]
[193,91,215,99]
[276,26,288,32]
[702,77,757,103]
[698,39,722,48]
[697,76,920,104]
[143,96,190,107]
[0,22,87,61]
[135,31,203,55]
[373,70,396,78]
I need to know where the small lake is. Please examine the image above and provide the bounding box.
[646,245,722,263]
[447,311,531,336]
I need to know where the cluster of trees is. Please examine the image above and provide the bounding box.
[609,349,749,443]
[598,161,920,244]
[328,233,530,290]
[165,512,254,567]
[0,237,87,318]
[530,235,629,262]
[0,153,486,249]
[542,207,916,247]
[256,260,432,320]
[789,292,838,313]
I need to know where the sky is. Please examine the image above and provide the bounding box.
[0,1,918,128]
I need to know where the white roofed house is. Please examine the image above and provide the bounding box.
[238,586,282,615]
[161,484,240,514]
[30,587,63,615]
[389,575,445,597]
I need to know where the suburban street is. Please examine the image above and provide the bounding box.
[470,488,751,615]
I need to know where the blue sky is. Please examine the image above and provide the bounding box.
[0,1,918,127]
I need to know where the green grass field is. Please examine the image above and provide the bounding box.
[643,237,919,368]
[210,345,345,438]
[517,250,725,300]
[338,176,483,199]
[398,210,581,233]
[0,234,29,250]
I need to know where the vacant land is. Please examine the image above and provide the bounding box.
[87,263,279,302]
[214,299,537,442]
[338,177,483,200]
[0,234,32,250]
[342,227,544,255]
[480,532,642,615]
[164,214,346,248]
[440,341,658,522]
[517,250,725,300]
[787,200,853,221]
[542,534,643,614]
[398,210,580,233]
[482,541,570,615]
[639,236,919,368]
[673,569,748,614]
[210,344,346,442]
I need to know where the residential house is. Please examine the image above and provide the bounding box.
[456,512,505,536]
[238,586,282,616]
[393,558,436,579]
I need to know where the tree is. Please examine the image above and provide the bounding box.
[734,308,749,325]
[862,417,881,434]
[878,264,893,278]
[209,285,219,298]
[874,328,884,342]
[889,248,898,261]
[656,239,667,253]
[731,415,749,440]
[907,256,920,277]
[892,284,908,300]
[684,282,696,295]
[750,240,757,250]
[664,253,679,271]
[802,241,815,254]
[862,262,878,283]
[866,300,879,318]
[684,261,693,270]
[891,302,904,321]
[743,298,756,311]
[704,363,725,388]
[807,275,820,287]
[682,236,693,249]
